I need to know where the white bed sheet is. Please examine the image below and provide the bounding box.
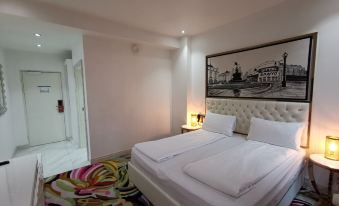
[132,131,246,180]
[134,129,226,162]
[131,131,305,206]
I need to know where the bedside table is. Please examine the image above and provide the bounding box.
[181,124,202,133]
[309,154,339,205]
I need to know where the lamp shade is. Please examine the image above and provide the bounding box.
[325,136,339,161]
[191,113,198,127]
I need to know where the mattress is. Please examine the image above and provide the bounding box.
[131,131,305,206]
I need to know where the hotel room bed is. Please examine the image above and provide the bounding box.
[131,131,306,206]
[129,98,310,206]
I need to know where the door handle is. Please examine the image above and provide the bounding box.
[57,100,64,113]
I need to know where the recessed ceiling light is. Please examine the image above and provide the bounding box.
[181,30,185,34]
[34,33,41,37]
[37,44,42,47]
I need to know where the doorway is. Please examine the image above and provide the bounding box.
[22,71,66,146]
[0,15,90,178]
[18,67,89,177]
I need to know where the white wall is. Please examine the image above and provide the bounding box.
[171,37,190,134]
[72,40,85,67]
[4,50,71,146]
[0,49,15,160]
[186,0,339,187]
[83,35,172,159]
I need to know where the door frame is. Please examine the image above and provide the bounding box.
[21,70,67,146]
[74,61,88,148]
[73,60,91,162]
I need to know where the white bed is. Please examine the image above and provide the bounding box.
[129,98,310,206]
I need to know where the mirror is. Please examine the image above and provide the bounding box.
[0,64,6,115]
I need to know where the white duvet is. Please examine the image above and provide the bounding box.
[183,140,297,198]
[134,129,225,162]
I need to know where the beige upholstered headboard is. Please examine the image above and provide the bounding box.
[206,98,310,148]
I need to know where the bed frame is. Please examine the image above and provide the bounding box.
[129,98,311,206]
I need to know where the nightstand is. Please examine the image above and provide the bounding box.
[181,124,202,133]
[308,154,339,205]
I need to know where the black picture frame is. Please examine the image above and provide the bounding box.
[205,33,317,102]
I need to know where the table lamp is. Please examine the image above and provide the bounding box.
[325,136,339,160]
[191,113,198,127]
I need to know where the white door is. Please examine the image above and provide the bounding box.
[74,64,87,148]
[22,71,66,146]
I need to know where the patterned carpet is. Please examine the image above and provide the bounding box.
[44,158,322,206]
[44,158,151,206]
[290,187,325,206]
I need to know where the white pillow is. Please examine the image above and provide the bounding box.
[202,112,236,136]
[247,117,305,150]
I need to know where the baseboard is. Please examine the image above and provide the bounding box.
[15,144,31,151]
[91,149,131,164]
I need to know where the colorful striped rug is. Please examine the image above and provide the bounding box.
[291,192,318,206]
[44,158,151,206]
[44,158,320,206]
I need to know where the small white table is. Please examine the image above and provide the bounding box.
[309,154,339,205]
[181,124,202,133]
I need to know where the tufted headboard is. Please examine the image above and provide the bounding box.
[206,98,310,148]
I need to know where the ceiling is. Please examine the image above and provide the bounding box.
[0,14,82,53]
[28,0,286,37]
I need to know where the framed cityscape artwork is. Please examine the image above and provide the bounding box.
[206,33,317,102]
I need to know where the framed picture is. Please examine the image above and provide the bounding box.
[206,33,317,102]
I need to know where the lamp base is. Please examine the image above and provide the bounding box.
[324,155,339,161]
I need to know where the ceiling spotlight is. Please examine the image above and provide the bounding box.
[181,30,185,34]
[37,44,42,47]
[34,33,41,37]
